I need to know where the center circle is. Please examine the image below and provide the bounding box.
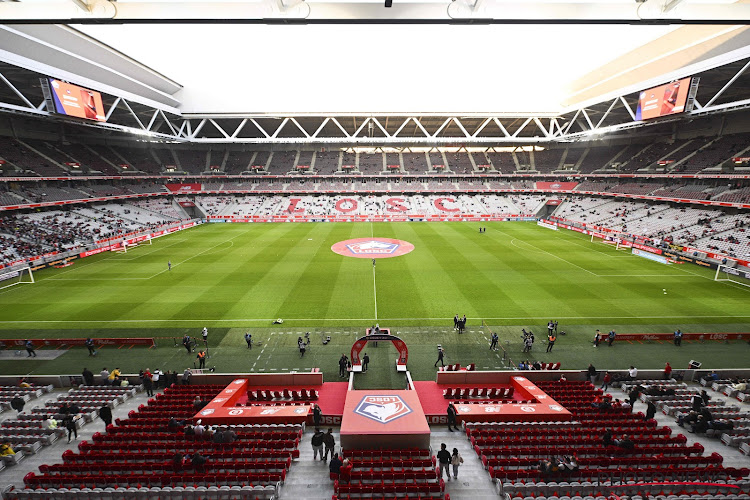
[331,237,415,259]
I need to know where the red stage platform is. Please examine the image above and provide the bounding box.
[340,390,430,450]
[415,377,571,424]
[196,379,311,425]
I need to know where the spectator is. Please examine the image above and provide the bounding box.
[450,447,463,480]
[0,441,15,456]
[600,371,611,391]
[82,367,95,386]
[191,452,207,467]
[313,404,322,428]
[193,420,205,436]
[100,368,109,385]
[323,428,335,462]
[603,430,613,447]
[10,394,24,414]
[329,453,343,475]
[645,401,657,420]
[339,458,352,484]
[663,362,672,380]
[587,364,597,384]
[628,366,638,380]
[437,443,451,480]
[615,435,634,450]
[63,415,78,443]
[311,428,325,461]
[99,404,112,427]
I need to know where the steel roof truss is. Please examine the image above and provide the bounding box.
[120,98,146,131]
[104,96,121,121]
[594,98,619,130]
[249,118,271,138]
[511,117,532,138]
[492,118,511,138]
[208,118,230,139]
[0,70,35,110]
[704,58,750,109]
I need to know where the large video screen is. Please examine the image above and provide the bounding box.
[635,77,692,121]
[44,79,106,122]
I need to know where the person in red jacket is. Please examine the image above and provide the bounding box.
[663,362,672,380]
[600,371,611,391]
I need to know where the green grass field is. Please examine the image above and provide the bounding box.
[0,221,748,386]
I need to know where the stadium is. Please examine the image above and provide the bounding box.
[0,4,749,500]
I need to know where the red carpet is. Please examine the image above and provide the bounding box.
[317,382,349,417]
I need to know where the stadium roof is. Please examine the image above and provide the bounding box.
[1,1,750,142]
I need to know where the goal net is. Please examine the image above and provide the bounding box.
[0,266,35,291]
[714,264,750,288]
[113,235,152,254]
[590,232,630,251]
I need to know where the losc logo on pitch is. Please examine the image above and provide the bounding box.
[346,240,399,255]
[354,395,412,424]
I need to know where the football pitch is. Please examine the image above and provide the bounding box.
[0,221,748,385]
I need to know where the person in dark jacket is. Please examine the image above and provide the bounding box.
[10,394,24,414]
[323,428,336,462]
[447,402,459,432]
[64,415,78,443]
[82,368,95,386]
[99,404,112,427]
[645,401,657,420]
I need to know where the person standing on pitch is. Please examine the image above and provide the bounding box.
[546,332,556,352]
[168,261,171,271]
[490,332,499,351]
[453,314,459,331]
[85,338,96,356]
[244,332,253,349]
[362,353,369,372]
[608,330,616,346]
[201,327,208,346]
[674,329,683,346]
[197,350,206,369]
[372,258,376,267]
[447,402,459,432]
[434,347,445,368]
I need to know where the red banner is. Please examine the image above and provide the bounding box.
[166,183,202,193]
[535,181,579,190]
[611,332,747,342]
[0,338,154,347]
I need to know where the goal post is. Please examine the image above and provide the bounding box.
[714,264,750,288]
[0,266,34,291]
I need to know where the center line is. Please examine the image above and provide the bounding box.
[371,221,378,320]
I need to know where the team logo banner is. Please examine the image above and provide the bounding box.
[331,238,415,259]
[354,395,413,424]
[347,240,399,254]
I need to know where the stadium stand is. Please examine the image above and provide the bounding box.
[471,380,749,500]
[109,146,162,174]
[222,150,254,174]
[315,152,341,175]
[267,152,296,175]
[532,148,563,173]
[6,383,297,498]
[402,153,428,174]
[357,153,383,174]
[677,132,750,173]
[175,149,206,174]
[447,152,474,174]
